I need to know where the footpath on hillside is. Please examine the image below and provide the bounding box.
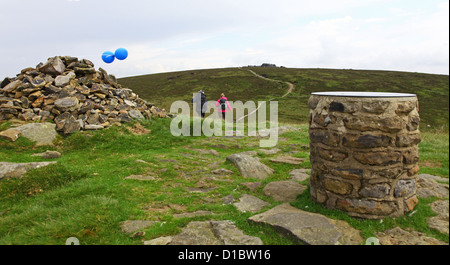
[236,69,295,122]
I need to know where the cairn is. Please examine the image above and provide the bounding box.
[0,56,166,135]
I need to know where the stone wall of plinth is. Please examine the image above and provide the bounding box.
[308,93,421,219]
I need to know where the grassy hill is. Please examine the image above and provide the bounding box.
[119,67,449,131]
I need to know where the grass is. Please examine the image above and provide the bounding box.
[0,117,448,245]
[119,67,449,131]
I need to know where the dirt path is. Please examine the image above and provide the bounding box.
[236,69,295,122]
[246,69,295,98]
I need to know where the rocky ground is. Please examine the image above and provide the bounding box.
[1,124,447,245]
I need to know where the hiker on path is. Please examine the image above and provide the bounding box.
[191,90,207,118]
[216,93,233,119]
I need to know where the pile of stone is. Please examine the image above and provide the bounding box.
[0,56,166,135]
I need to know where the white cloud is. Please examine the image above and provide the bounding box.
[0,0,448,78]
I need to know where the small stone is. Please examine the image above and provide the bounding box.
[233,194,270,213]
[84,124,104,130]
[54,97,79,112]
[404,196,419,212]
[360,184,390,198]
[323,177,353,195]
[31,150,61,159]
[222,194,235,205]
[269,156,306,165]
[394,179,416,198]
[263,180,307,202]
[120,220,157,234]
[0,128,22,142]
[353,151,402,166]
[211,168,234,175]
[226,153,274,180]
[289,169,310,182]
[131,231,146,238]
[192,149,220,156]
[128,109,145,120]
[54,75,71,87]
[241,182,262,192]
[173,210,214,219]
[124,175,156,181]
[2,80,21,93]
[38,56,66,75]
[258,148,281,155]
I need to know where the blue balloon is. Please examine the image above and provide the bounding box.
[102,51,115,64]
[115,48,128,60]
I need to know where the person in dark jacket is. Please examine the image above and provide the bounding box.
[191,90,207,118]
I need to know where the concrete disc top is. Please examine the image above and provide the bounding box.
[311,91,416,98]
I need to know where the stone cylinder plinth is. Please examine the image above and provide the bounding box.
[308,92,421,219]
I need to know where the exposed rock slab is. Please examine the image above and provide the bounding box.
[263,180,306,202]
[376,227,447,245]
[0,161,57,180]
[14,123,57,146]
[173,210,215,219]
[124,174,156,181]
[428,200,449,235]
[233,194,270,213]
[258,148,281,155]
[211,168,234,175]
[416,174,449,199]
[270,156,306,165]
[191,149,220,156]
[120,220,157,234]
[226,153,274,179]
[144,220,263,245]
[289,169,311,182]
[248,203,363,245]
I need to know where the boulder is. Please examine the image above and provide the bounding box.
[226,153,274,179]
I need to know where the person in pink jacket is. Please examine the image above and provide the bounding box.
[216,93,233,119]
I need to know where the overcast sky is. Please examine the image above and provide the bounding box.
[0,0,448,78]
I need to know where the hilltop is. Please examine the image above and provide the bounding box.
[119,67,449,130]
